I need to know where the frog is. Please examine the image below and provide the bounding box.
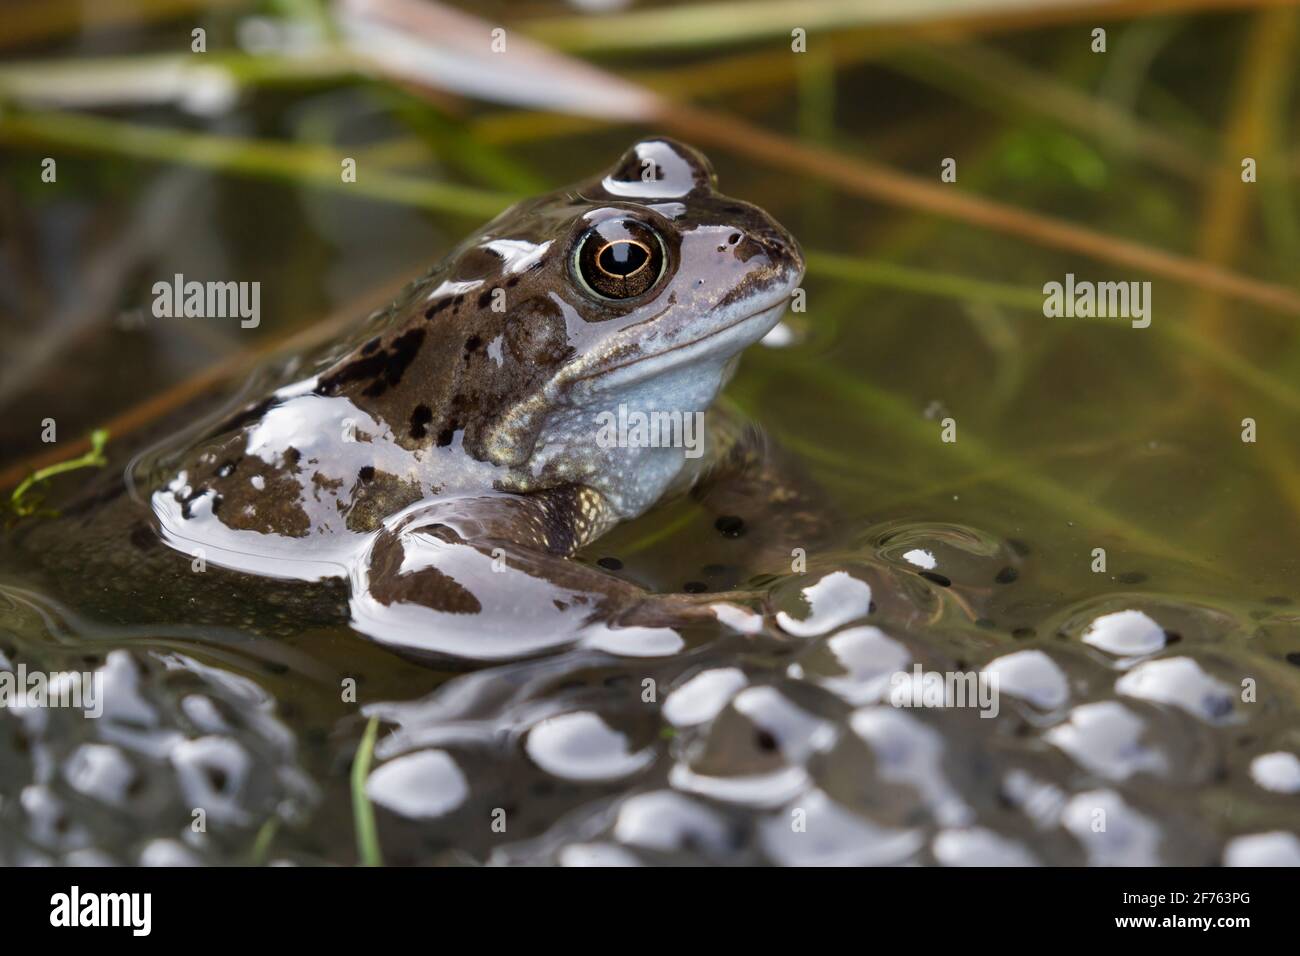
[125,138,837,662]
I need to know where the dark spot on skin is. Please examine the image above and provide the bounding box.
[383,328,426,386]
[597,556,623,571]
[367,532,482,614]
[361,336,381,354]
[465,334,482,353]
[995,566,1019,584]
[178,484,204,520]
[755,729,778,752]
[919,570,951,587]
[1285,652,1300,667]
[1164,631,1183,644]
[1012,627,1036,639]
[868,601,877,614]
[715,515,746,538]
[410,404,433,439]
[424,299,453,320]
[317,327,425,396]
[477,289,494,309]
[436,424,458,447]
[683,581,708,594]
[1118,571,1148,585]
[358,466,375,482]
[506,276,520,287]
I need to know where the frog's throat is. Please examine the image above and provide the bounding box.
[480,294,790,471]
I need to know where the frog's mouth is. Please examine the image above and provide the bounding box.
[570,288,796,393]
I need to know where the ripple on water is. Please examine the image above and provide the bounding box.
[787,625,912,707]
[1248,751,1300,794]
[981,649,1070,712]
[760,789,923,866]
[1114,656,1238,724]
[869,519,1021,590]
[1045,702,1171,782]
[1223,831,1300,866]
[774,570,873,637]
[366,750,469,819]
[931,827,1037,867]
[612,790,742,858]
[1060,789,1164,866]
[662,667,747,727]
[1081,610,1167,658]
[525,711,654,782]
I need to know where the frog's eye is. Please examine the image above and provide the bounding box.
[574,219,665,300]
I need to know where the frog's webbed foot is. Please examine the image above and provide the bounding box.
[347,496,751,664]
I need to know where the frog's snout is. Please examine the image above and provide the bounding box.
[722,200,805,290]
[764,219,805,285]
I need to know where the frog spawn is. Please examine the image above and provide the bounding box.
[0,627,316,865]
[340,524,1300,865]
[7,514,1300,864]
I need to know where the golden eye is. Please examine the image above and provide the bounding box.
[575,219,665,300]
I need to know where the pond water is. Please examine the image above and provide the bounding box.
[1,0,1298,865]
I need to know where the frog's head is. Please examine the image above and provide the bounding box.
[477,138,803,512]
[316,138,802,518]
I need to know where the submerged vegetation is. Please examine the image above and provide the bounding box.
[8,428,109,517]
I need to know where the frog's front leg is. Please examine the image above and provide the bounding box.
[347,489,753,664]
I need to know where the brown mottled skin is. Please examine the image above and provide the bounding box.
[12,140,833,663]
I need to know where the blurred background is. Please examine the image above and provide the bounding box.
[3,0,1299,603]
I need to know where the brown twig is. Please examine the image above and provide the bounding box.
[0,273,412,492]
[663,103,1300,317]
